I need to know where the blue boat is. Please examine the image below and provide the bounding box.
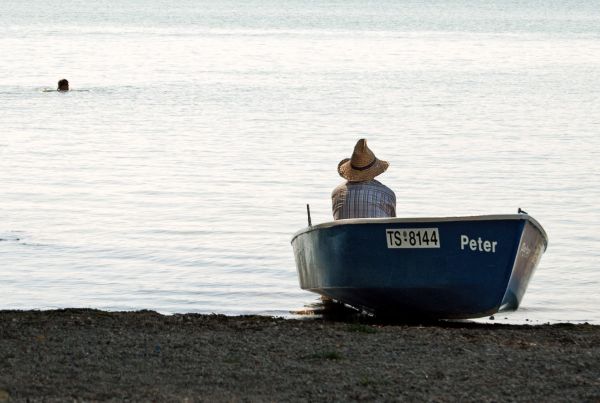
[291,214,548,319]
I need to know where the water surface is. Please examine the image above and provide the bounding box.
[1,0,599,324]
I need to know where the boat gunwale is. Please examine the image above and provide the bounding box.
[291,214,548,250]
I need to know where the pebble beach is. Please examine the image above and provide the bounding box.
[0,309,598,402]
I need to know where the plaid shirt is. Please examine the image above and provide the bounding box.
[331,180,396,220]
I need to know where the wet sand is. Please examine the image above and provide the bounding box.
[0,309,598,402]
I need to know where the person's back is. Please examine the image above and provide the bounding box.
[332,179,396,220]
[332,139,396,220]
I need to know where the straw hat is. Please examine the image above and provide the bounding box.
[338,139,389,182]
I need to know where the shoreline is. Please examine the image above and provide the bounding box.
[1,309,598,401]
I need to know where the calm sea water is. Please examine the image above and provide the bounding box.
[1,1,598,324]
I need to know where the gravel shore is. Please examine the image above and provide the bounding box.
[0,309,598,402]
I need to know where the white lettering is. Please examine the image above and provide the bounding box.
[460,235,469,250]
[469,239,477,251]
[459,235,498,253]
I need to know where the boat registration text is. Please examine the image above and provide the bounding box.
[386,228,440,249]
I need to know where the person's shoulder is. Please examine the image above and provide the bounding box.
[371,179,395,194]
[331,181,349,196]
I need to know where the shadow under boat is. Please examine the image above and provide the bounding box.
[291,213,548,320]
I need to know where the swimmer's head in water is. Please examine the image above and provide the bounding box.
[57,79,69,91]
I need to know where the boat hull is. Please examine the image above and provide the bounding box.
[291,215,547,319]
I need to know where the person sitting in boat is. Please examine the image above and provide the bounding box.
[332,139,396,220]
[57,78,69,92]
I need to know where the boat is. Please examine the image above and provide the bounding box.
[291,213,548,319]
